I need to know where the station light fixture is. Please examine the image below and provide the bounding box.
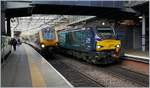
[138,16,143,19]
[102,22,105,25]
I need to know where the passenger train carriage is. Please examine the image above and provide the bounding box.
[58,27,121,64]
[30,27,57,50]
[39,27,57,48]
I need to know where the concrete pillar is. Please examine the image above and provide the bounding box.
[1,1,6,35]
[7,17,11,36]
[1,12,6,35]
[142,14,146,51]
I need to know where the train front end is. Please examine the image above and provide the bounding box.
[94,27,121,63]
[40,27,57,49]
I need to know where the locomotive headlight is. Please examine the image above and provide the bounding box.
[41,44,45,48]
[97,45,101,48]
[116,44,120,48]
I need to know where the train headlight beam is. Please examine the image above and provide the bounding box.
[102,22,105,25]
[97,45,101,48]
[116,44,120,48]
[41,44,45,48]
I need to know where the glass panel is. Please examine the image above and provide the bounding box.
[42,28,55,40]
[96,27,115,39]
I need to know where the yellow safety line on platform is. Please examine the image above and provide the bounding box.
[24,45,46,87]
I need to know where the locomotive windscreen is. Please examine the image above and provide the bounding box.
[96,27,115,39]
[42,28,55,40]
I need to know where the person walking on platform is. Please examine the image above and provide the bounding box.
[11,38,17,51]
[17,39,22,45]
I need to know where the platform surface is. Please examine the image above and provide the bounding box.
[124,49,149,60]
[1,44,73,87]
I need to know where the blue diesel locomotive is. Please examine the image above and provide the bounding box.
[58,27,121,64]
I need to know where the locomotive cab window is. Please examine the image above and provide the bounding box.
[42,28,55,40]
[96,27,115,39]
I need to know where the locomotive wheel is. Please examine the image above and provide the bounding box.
[82,55,87,61]
[85,56,91,63]
[91,58,97,64]
[114,57,122,63]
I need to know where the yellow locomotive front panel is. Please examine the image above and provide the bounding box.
[96,39,121,52]
[95,27,121,62]
[96,39,121,58]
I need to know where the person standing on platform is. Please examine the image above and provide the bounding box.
[17,38,22,45]
[11,38,17,51]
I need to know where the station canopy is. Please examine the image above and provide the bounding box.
[5,1,138,36]
[11,15,95,36]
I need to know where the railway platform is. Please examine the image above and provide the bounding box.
[124,50,149,63]
[1,43,73,87]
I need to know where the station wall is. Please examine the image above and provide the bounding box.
[133,27,141,50]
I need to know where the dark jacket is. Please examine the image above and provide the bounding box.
[11,38,17,46]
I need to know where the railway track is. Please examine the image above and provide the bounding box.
[53,54,149,87]
[103,66,149,87]
[48,58,104,87]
